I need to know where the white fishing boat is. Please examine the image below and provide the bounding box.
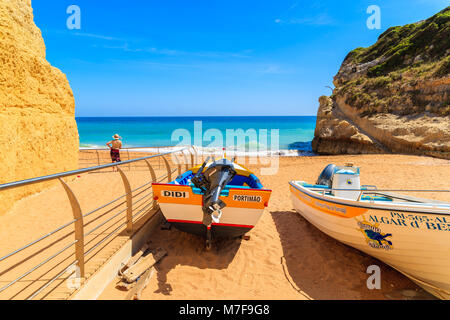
[289,164,450,299]
[153,157,272,249]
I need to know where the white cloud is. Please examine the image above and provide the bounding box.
[275,13,335,26]
[44,29,124,41]
[288,2,299,10]
[98,42,252,59]
[260,65,293,75]
[262,65,281,74]
[72,32,122,41]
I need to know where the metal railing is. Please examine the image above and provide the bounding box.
[305,187,450,205]
[0,146,200,300]
[78,146,180,170]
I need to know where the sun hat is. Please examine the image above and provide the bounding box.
[113,134,122,140]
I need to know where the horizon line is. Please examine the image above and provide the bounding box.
[75,115,318,118]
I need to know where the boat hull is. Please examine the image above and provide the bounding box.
[153,183,271,239]
[290,182,450,299]
[167,219,253,239]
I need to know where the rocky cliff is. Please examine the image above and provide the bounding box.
[0,0,79,214]
[312,7,450,159]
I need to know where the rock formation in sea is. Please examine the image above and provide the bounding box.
[0,0,79,213]
[312,7,450,159]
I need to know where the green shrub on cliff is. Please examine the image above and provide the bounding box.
[363,76,392,90]
[335,7,449,118]
[349,7,449,77]
[435,55,450,77]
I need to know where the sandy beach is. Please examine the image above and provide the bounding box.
[2,152,447,300]
[95,154,448,300]
[2,0,448,304]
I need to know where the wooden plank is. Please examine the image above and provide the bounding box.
[116,281,135,291]
[119,241,151,276]
[122,248,167,283]
[125,267,156,300]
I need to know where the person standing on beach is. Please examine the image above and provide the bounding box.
[107,134,123,171]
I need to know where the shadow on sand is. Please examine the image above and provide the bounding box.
[270,210,435,300]
[143,225,242,296]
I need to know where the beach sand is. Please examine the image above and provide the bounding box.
[100,154,449,300]
[1,153,448,300]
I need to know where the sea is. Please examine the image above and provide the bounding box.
[76,116,317,156]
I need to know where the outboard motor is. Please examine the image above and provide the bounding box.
[191,158,237,249]
[316,164,336,187]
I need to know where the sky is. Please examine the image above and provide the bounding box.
[31,0,449,117]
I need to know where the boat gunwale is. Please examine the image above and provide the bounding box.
[152,182,272,193]
[290,181,450,216]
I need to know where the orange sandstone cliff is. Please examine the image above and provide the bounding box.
[312,7,450,159]
[0,0,79,213]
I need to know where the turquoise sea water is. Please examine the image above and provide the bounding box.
[76,116,317,154]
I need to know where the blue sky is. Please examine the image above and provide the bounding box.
[32,0,449,117]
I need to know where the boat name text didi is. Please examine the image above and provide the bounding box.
[162,190,190,199]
